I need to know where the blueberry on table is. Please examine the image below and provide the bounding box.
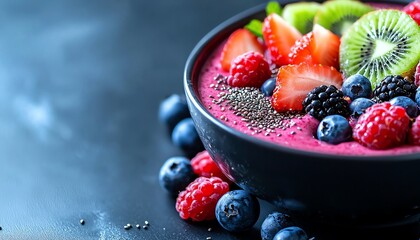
[342,74,372,100]
[159,94,190,132]
[261,212,294,240]
[273,226,308,240]
[390,96,419,118]
[159,156,196,195]
[349,97,375,117]
[171,118,204,157]
[215,190,260,232]
[317,115,352,144]
[261,77,276,97]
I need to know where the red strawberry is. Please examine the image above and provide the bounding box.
[289,24,340,69]
[227,51,271,88]
[220,29,265,72]
[271,63,343,112]
[404,1,420,25]
[262,13,302,66]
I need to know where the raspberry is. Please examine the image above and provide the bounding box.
[191,151,230,182]
[227,51,271,88]
[409,116,420,145]
[353,102,410,149]
[176,177,229,221]
[404,1,420,25]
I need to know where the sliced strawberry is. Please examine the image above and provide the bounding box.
[262,13,302,66]
[271,63,343,112]
[311,24,340,69]
[289,25,340,69]
[220,29,264,72]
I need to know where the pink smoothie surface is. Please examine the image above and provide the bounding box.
[196,3,420,156]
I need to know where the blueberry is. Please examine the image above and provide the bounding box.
[261,212,294,240]
[390,96,419,118]
[172,118,204,157]
[317,115,352,144]
[261,77,276,96]
[415,87,420,106]
[215,190,260,232]
[349,97,375,117]
[159,157,196,195]
[159,94,190,132]
[342,74,372,100]
[273,226,308,240]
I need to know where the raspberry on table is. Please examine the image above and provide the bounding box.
[191,151,230,182]
[227,51,271,88]
[176,177,229,221]
[353,102,410,149]
[409,116,420,146]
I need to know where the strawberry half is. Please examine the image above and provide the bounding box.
[271,63,343,112]
[220,29,264,72]
[263,13,302,66]
[289,24,340,69]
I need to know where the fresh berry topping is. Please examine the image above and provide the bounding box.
[262,13,302,66]
[302,85,350,121]
[272,64,343,112]
[172,118,204,157]
[176,177,229,221]
[390,96,419,118]
[317,115,352,144]
[289,24,340,69]
[273,226,308,240]
[261,77,277,96]
[159,157,196,195]
[261,212,295,240]
[191,151,230,182]
[349,97,375,117]
[342,74,372,100]
[227,51,271,88]
[415,61,420,86]
[220,29,265,72]
[353,102,410,149]
[158,94,190,133]
[409,116,420,145]
[372,75,417,103]
[403,1,420,25]
[215,190,260,232]
[416,87,420,106]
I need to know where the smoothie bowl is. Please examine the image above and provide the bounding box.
[184,0,420,227]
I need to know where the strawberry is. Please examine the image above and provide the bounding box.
[289,24,340,69]
[262,13,302,66]
[404,1,420,25]
[220,29,265,72]
[271,63,343,112]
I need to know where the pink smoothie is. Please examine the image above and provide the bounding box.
[196,3,420,156]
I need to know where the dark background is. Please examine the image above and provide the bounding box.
[0,0,279,239]
[0,0,418,240]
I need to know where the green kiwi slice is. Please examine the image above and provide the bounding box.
[314,1,374,36]
[340,10,420,89]
[282,2,321,34]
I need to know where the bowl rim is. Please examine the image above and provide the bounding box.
[184,0,420,162]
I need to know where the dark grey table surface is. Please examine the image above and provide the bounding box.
[0,0,418,240]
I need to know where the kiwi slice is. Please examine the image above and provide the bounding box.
[340,10,420,89]
[282,2,321,34]
[314,1,374,36]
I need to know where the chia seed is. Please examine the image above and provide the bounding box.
[80,219,85,225]
[124,224,132,230]
[136,224,141,229]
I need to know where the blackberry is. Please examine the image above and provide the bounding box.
[302,85,350,121]
[372,75,417,103]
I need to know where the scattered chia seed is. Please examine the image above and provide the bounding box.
[136,224,141,229]
[80,219,85,225]
[144,221,149,226]
[208,228,212,232]
[143,225,148,230]
[291,131,296,135]
[163,227,166,231]
[124,224,132,230]
[206,237,212,240]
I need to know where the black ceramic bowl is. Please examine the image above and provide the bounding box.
[184,0,420,228]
